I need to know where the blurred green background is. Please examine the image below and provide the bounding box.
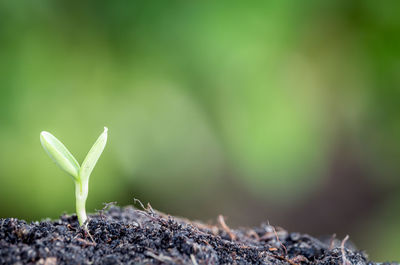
[1,0,400,261]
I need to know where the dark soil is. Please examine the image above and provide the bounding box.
[0,204,396,265]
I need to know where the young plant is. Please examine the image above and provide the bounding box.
[40,127,108,226]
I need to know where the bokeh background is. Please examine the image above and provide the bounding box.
[1,0,400,261]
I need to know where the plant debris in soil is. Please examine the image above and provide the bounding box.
[0,204,397,265]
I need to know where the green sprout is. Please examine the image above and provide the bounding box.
[40,127,108,226]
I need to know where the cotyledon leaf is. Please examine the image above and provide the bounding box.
[40,131,80,180]
[79,127,108,182]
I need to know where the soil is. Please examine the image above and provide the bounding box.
[0,204,397,265]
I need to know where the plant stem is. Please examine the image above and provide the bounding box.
[75,179,88,226]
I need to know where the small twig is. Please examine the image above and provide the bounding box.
[146,203,155,215]
[145,251,175,263]
[103,201,117,211]
[133,198,146,210]
[329,233,336,250]
[79,218,96,244]
[270,254,300,265]
[133,198,156,215]
[135,210,159,223]
[341,235,351,265]
[75,237,96,247]
[190,254,199,265]
[291,255,309,264]
[263,224,303,265]
[260,230,287,241]
[246,229,260,240]
[85,228,96,244]
[218,215,236,241]
[67,224,76,231]
[269,221,287,256]
[97,202,117,218]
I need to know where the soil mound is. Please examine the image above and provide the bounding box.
[0,205,395,264]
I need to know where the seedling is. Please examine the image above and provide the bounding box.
[40,127,108,226]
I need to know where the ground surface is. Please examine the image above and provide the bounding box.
[0,204,397,265]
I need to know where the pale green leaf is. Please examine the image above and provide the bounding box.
[79,127,108,182]
[40,131,80,180]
